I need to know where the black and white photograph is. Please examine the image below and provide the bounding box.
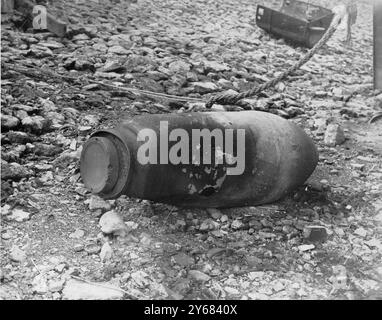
[0,0,381,304]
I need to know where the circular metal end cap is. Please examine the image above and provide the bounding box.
[80,136,120,194]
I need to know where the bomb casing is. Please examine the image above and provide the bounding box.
[80,111,318,208]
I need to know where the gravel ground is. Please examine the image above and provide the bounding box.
[1,0,382,300]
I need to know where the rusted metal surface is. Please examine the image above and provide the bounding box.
[80,111,318,208]
[256,0,334,48]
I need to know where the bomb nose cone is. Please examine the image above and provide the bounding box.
[80,136,119,193]
[80,133,130,198]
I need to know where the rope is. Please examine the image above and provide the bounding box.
[205,12,343,108]
[2,63,205,104]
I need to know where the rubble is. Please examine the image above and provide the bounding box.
[7,208,31,222]
[99,242,113,262]
[62,279,124,300]
[86,195,112,212]
[9,245,26,262]
[99,210,128,236]
[303,226,328,243]
[324,124,346,146]
[0,0,379,301]
[188,270,211,282]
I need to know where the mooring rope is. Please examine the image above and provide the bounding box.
[2,63,205,103]
[205,12,343,108]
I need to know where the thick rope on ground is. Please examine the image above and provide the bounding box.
[205,13,343,109]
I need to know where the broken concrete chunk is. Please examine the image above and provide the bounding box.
[21,116,50,133]
[298,244,315,252]
[303,226,328,243]
[1,162,33,181]
[190,81,219,93]
[324,124,345,146]
[99,242,113,262]
[168,60,191,74]
[62,279,123,300]
[1,114,20,130]
[203,60,230,73]
[32,274,48,294]
[99,210,128,235]
[9,245,26,262]
[86,195,112,212]
[7,208,31,222]
[188,270,211,282]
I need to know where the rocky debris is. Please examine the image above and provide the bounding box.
[84,244,101,256]
[62,279,124,300]
[2,144,27,162]
[248,291,270,300]
[314,91,327,98]
[365,239,382,250]
[303,226,328,243]
[297,244,315,252]
[231,219,244,230]
[1,181,13,201]
[0,0,379,301]
[131,271,151,288]
[73,244,85,252]
[224,286,241,296]
[9,246,27,263]
[330,265,348,290]
[206,208,222,220]
[69,229,85,239]
[100,242,113,262]
[6,208,31,222]
[173,252,194,267]
[220,215,229,223]
[190,82,219,93]
[1,114,20,130]
[324,124,346,146]
[312,117,328,133]
[4,131,31,144]
[258,231,276,239]
[33,143,62,157]
[48,279,65,293]
[1,162,33,181]
[168,60,191,74]
[0,285,22,300]
[108,45,130,55]
[99,210,128,236]
[188,270,211,282]
[21,116,50,133]
[32,274,48,294]
[248,271,265,281]
[101,60,126,73]
[354,227,368,238]
[203,60,231,73]
[199,218,217,231]
[86,195,112,212]
[272,280,286,293]
[1,204,11,216]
